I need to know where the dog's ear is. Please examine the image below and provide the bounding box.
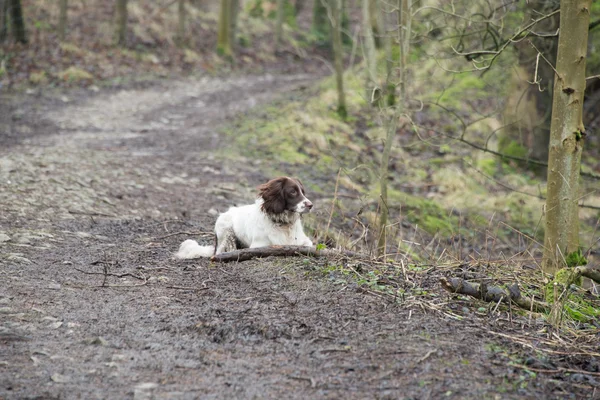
[294,177,305,194]
[258,177,287,214]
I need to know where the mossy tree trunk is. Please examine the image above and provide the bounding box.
[230,0,239,45]
[0,0,8,43]
[378,0,394,106]
[8,0,27,44]
[312,0,330,45]
[377,0,410,255]
[275,0,285,50]
[368,0,380,47]
[58,0,68,41]
[217,0,233,57]
[542,0,592,274]
[176,0,186,46]
[330,0,347,118]
[114,0,128,46]
[362,0,378,104]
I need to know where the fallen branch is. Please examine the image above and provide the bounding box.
[210,246,366,263]
[575,266,600,284]
[440,277,549,313]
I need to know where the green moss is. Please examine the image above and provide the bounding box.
[566,248,588,268]
[29,71,49,85]
[59,67,94,83]
[477,157,498,177]
[386,189,459,236]
[542,268,600,323]
[498,137,528,160]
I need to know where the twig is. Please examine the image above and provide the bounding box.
[166,285,210,291]
[286,375,317,388]
[74,267,145,281]
[155,231,212,240]
[512,363,600,378]
[68,209,115,217]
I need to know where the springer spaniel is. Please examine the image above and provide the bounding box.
[176,176,314,259]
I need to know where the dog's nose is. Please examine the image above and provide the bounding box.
[305,201,313,210]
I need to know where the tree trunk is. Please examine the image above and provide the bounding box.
[295,0,304,16]
[230,0,239,46]
[114,0,128,46]
[330,0,347,118]
[362,0,378,105]
[312,0,329,45]
[275,0,285,51]
[377,0,409,255]
[217,0,233,57]
[58,0,68,41]
[0,0,7,43]
[176,0,185,46]
[368,0,380,47]
[542,0,592,274]
[378,0,394,106]
[9,0,27,44]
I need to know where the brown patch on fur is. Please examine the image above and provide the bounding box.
[258,176,307,216]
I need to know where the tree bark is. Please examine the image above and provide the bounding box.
[330,0,347,118]
[0,0,7,43]
[8,0,27,44]
[362,0,378,104]
[312,0,329,45]
[275,0,285,51]
[217,0,233,57]
[211,246,366,262]
[230,0,239,46]
[440,277,550,313]
[176,0,185,46]
[377,0,409,255]
[58,0,68,41]
[114,0,128,46]
[542,0,592,274]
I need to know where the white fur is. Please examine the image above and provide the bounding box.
[175,199,312,259]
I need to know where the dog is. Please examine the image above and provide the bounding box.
[175,176,314,259]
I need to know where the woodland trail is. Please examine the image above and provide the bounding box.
[0,74,593,399]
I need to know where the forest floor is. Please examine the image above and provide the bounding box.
[1,71,600,400]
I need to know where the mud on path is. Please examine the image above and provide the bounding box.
[0,74,597,400]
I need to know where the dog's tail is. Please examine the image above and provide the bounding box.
[175,239,215,259]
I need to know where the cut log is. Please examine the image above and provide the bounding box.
[575,266,600,284]
[210,246,366,263]
[440,277,549,313]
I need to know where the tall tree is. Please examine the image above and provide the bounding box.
[217,0,233,57]
[377,0,410,255]
[362,0,378,104]
[58,0,68,41]
[312,0,329,45]
[275,0,285,50]
[0,0,7,43]
[329,0,347,118]
[8,0,27,44]
[114,0,128,46]
[176,0,186,46]
[542,0,592,274]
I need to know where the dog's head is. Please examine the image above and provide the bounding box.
[258,177,313,215]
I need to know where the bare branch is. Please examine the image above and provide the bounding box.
[211,246,367,263]
[440,277,549,312]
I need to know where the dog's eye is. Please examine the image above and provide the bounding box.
[290,190,297,196]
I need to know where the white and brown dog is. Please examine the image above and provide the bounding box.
[176,177,313,259]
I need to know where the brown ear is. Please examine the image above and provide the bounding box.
[258,177,287,214]
[294,178,305,193]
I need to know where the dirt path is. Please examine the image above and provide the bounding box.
[0,74,595,399]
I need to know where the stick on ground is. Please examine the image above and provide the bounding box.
[210,245,366,262]
[440,277,549,313]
